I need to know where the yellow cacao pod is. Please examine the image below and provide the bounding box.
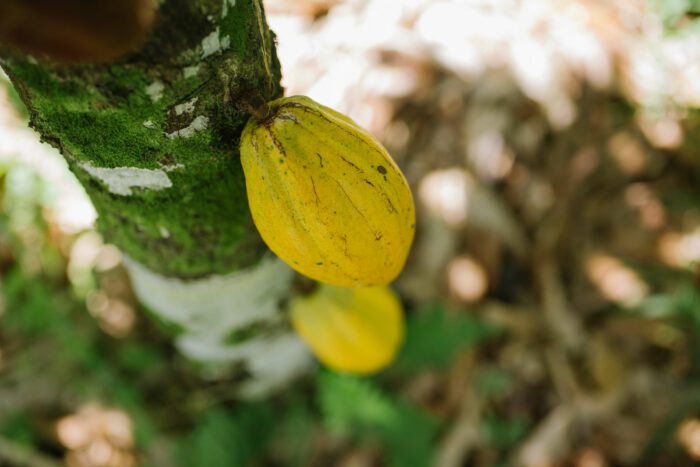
[289,284,405,374]
[240,95,415,287]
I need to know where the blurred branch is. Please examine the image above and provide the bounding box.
[436,352,481,467]
[534,256,585,351]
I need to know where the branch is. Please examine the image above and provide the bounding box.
[0,0,281,279]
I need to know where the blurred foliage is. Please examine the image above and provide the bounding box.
[394,305,501,372]
[649,0,700,31]
[318,372,439,467]
[177,404,276,467]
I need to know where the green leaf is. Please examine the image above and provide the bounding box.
[394,305,501,372]
[380,403,438,467]
[117,342,165,373]
[274,397,316,467]
[482,415,530,449]
[648,0,700,31]
[3,267,55,335]
[317,371,398,435]
[475,368,514,398]
[0,411,35,446]
[317,372,439,467]
[177,403,274,467]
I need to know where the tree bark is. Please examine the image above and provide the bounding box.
[0,0,313,397]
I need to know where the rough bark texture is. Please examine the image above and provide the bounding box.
[0,0,281,279]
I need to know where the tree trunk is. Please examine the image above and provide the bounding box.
[0,0,313,397]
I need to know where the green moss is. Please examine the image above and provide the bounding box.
[47,109,164,166]
[220,0,257,60]
[0,0,281,278]
[9,60,93,104]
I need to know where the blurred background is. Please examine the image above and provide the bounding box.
[2,0,700,465]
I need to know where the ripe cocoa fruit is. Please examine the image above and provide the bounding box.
[240,95,415,287]
[290,284,405,374]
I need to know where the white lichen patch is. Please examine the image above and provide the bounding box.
[183,65,200,79]
[201,27,231,58]
[123,255,311,398]
[159,226,171,238]
[143,120,157,129]
[123,255,295,335]
[78,162,172,196]
[161,163,185,172]
[166,115,209,139]
[146,81,165,102]
[178,333,313,398]
[174,97,198,116]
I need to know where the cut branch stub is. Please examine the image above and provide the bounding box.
[0,0,157,63]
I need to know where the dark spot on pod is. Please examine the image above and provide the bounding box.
[316,261,323,266]
[377,165,387,175]
[279,158,284,164]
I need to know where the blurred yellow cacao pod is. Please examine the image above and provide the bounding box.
[290,284,405,374]
[240,95,415,287]
[0,0,156,63]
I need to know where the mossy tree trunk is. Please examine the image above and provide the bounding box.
[0,0,312,397]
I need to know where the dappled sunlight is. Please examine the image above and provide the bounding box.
[637,113,684,149]
[467,129,515,181]
[586,254,649,306]
[418,168,470,227]
[607,131,649,176]
[574,447,607,467]
[68,231,105,297]
[94,245,123,273]
[658,228,700,268]
[446,255,488,303]
[57,404,135,467]
[86,291,136,338]
[624,183,666,230]
[678,418,700,461]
